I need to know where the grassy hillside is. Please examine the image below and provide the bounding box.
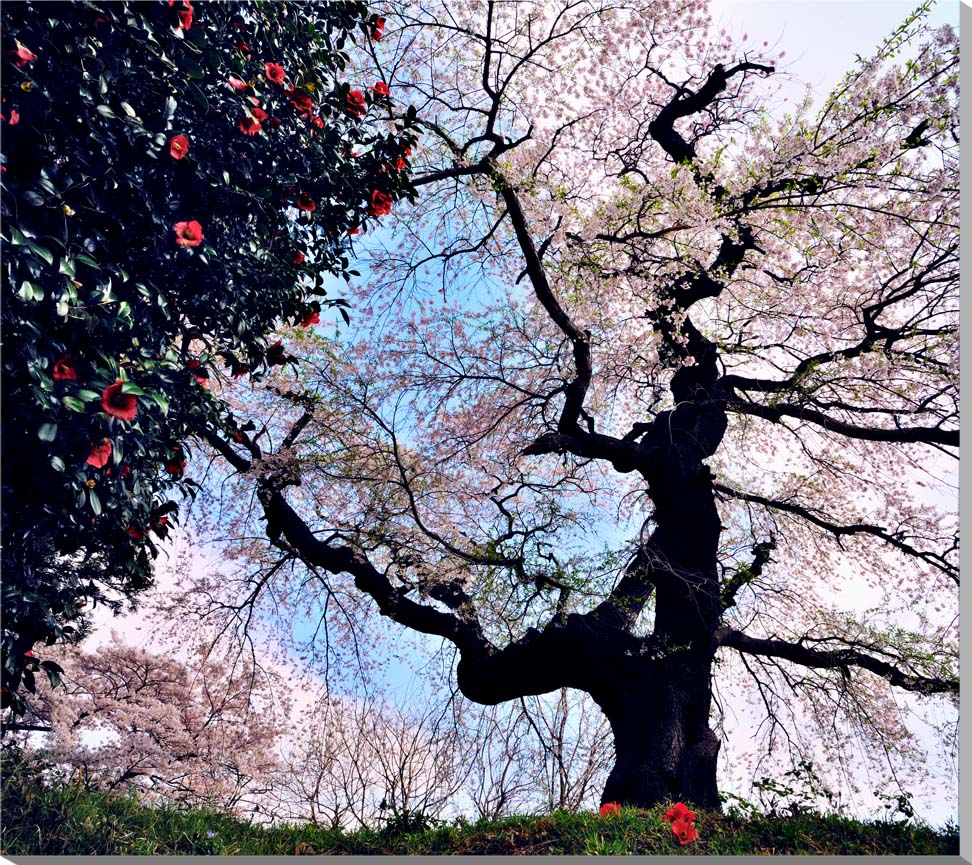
[1,769,958,855]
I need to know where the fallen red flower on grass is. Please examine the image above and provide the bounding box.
[663,802,695,824]
[662,801,698,845]
[599,802,622,816]
[671,818,698,845]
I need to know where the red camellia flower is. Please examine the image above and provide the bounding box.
[345,90,366,117]
[165,459,187,475]
[286,87,313,117]
[670,819,698,845]
[100,380,138,421]
[663,802,694,824]
[86,438,113,468]
[300,310,320,327]
[292,251,305,265]
[239,114,262,136]
[127,526,145,540]
[52,354,78,381]
[228,75,248,92]
[170,0,193,30]
[372,81,390,98]
[267,341,286,365]
[296,192,316,212]
[371,16,385,40]
[174,220,204,247]
[367,189,393,217]
[599,802,622,817]
[232,431,244,443]
[310,115,324,129]
[264,62,285,84]
[8,42,37,67]
[250,105,269,122]
[168,134,189,160]
[3,109,20,126]
[120,463,132,477]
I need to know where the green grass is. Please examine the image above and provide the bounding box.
[1,768,958,855]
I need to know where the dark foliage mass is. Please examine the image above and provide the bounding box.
[1,0,418,713]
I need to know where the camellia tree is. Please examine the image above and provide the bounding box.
[1,0,418,713]
[199,0,958,811]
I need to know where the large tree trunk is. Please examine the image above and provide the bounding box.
[595,654,721,809]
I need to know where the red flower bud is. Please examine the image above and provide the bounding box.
[8,43,37,67]
[52,354,78,381]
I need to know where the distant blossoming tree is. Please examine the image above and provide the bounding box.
[21,638,287,813]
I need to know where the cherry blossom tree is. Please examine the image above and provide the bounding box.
[200,0,958,810]
[19,637,287,813]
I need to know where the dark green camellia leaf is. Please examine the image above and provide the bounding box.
[1,0,421,711]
